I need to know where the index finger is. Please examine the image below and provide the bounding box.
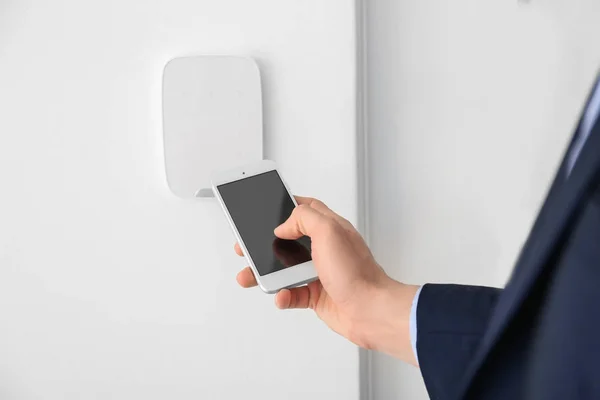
[274,204,331,240]
[294,196,312,205]
[295,196,355,232]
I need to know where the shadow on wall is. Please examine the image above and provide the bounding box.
[249,56,275,160]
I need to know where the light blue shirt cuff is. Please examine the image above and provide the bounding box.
[410,285,423,365]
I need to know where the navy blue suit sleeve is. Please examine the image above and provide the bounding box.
[417,284,502,400]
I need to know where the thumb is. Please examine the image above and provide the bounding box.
[274,204,327,240]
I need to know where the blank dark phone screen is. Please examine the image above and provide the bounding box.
[218,170,312,276]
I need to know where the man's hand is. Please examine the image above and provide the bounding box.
[234,196,420,365]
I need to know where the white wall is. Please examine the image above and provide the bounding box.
[365,0,600,398]
[0,1,360,399]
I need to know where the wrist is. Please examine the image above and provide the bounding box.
[352,278,419,365]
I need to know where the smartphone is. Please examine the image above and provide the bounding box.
[212,160,318,293]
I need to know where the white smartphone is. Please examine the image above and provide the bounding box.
[212,160,318,294]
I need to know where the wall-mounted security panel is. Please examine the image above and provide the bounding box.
[162,56,263,198]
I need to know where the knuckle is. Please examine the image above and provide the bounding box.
[312,199,326,208]
[340,216,353,227]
